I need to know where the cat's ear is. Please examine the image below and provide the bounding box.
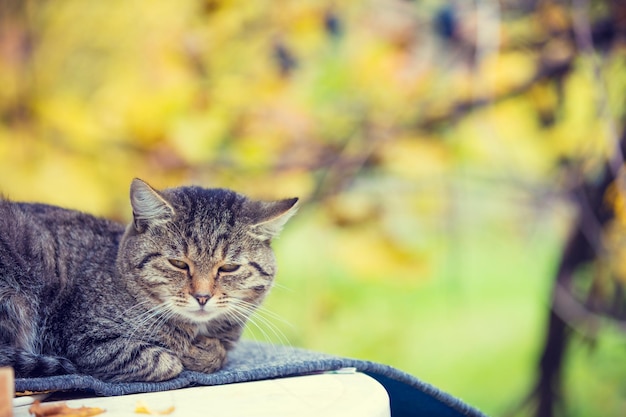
[130,178,175,232]
[248,197,299,241]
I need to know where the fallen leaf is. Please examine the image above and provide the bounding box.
[28,400,105,417]
[134,400,175,415]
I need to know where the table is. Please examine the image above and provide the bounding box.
[13,371,390,417]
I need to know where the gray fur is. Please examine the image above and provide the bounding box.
[0,179,298,382]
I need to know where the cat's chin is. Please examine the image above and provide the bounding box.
[177,308,222,324]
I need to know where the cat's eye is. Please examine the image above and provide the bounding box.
[168,259,189,270]
[218,264,240,273]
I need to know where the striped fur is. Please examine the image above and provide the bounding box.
[0,179,297,382]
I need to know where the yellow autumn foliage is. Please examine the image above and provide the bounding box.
[2,1,626,415]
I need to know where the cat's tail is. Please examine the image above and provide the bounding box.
[0,347,77,378]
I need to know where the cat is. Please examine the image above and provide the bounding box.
[0,178,298,382]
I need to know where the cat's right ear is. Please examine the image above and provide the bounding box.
[130,178,174,232]
[248,197,299,241]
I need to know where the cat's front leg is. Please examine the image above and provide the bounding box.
[73,340,184,383]
[180,336,227,374]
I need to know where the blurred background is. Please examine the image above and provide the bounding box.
[1,0,625,415]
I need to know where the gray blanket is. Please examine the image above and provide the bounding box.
[15,341,488,417]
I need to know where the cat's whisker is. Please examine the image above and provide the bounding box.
[144,303,177,342]
[231,307,275,347]
[123,302,174,342]
[223,309,259,344]
[234,299,294,328]
[113,300,154,322]
[220,306,275,350]
[247,313,291,350]
[244,320,272,347]
[222,302,268,346]
[269,282,294,293]
[253,314,292,348]
[251,305,294,328]
[228,299,292,348]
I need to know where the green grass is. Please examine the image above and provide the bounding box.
[242,197,626,416]
[563,330,626,417]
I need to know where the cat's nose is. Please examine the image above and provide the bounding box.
[194,294,211,306]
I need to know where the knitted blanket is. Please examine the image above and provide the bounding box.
[15,341,488,417]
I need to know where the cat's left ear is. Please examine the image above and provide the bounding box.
[130,178,175,232]
[249,197,299,241]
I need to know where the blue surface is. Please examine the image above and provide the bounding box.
[15,341,488,417]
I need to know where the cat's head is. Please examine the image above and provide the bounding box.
[117,178,298,326]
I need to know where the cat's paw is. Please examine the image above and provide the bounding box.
[142,347,185,382]
[102,346,184,383]
[181,337,227,374]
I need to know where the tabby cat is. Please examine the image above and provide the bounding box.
[0,179,297,382]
